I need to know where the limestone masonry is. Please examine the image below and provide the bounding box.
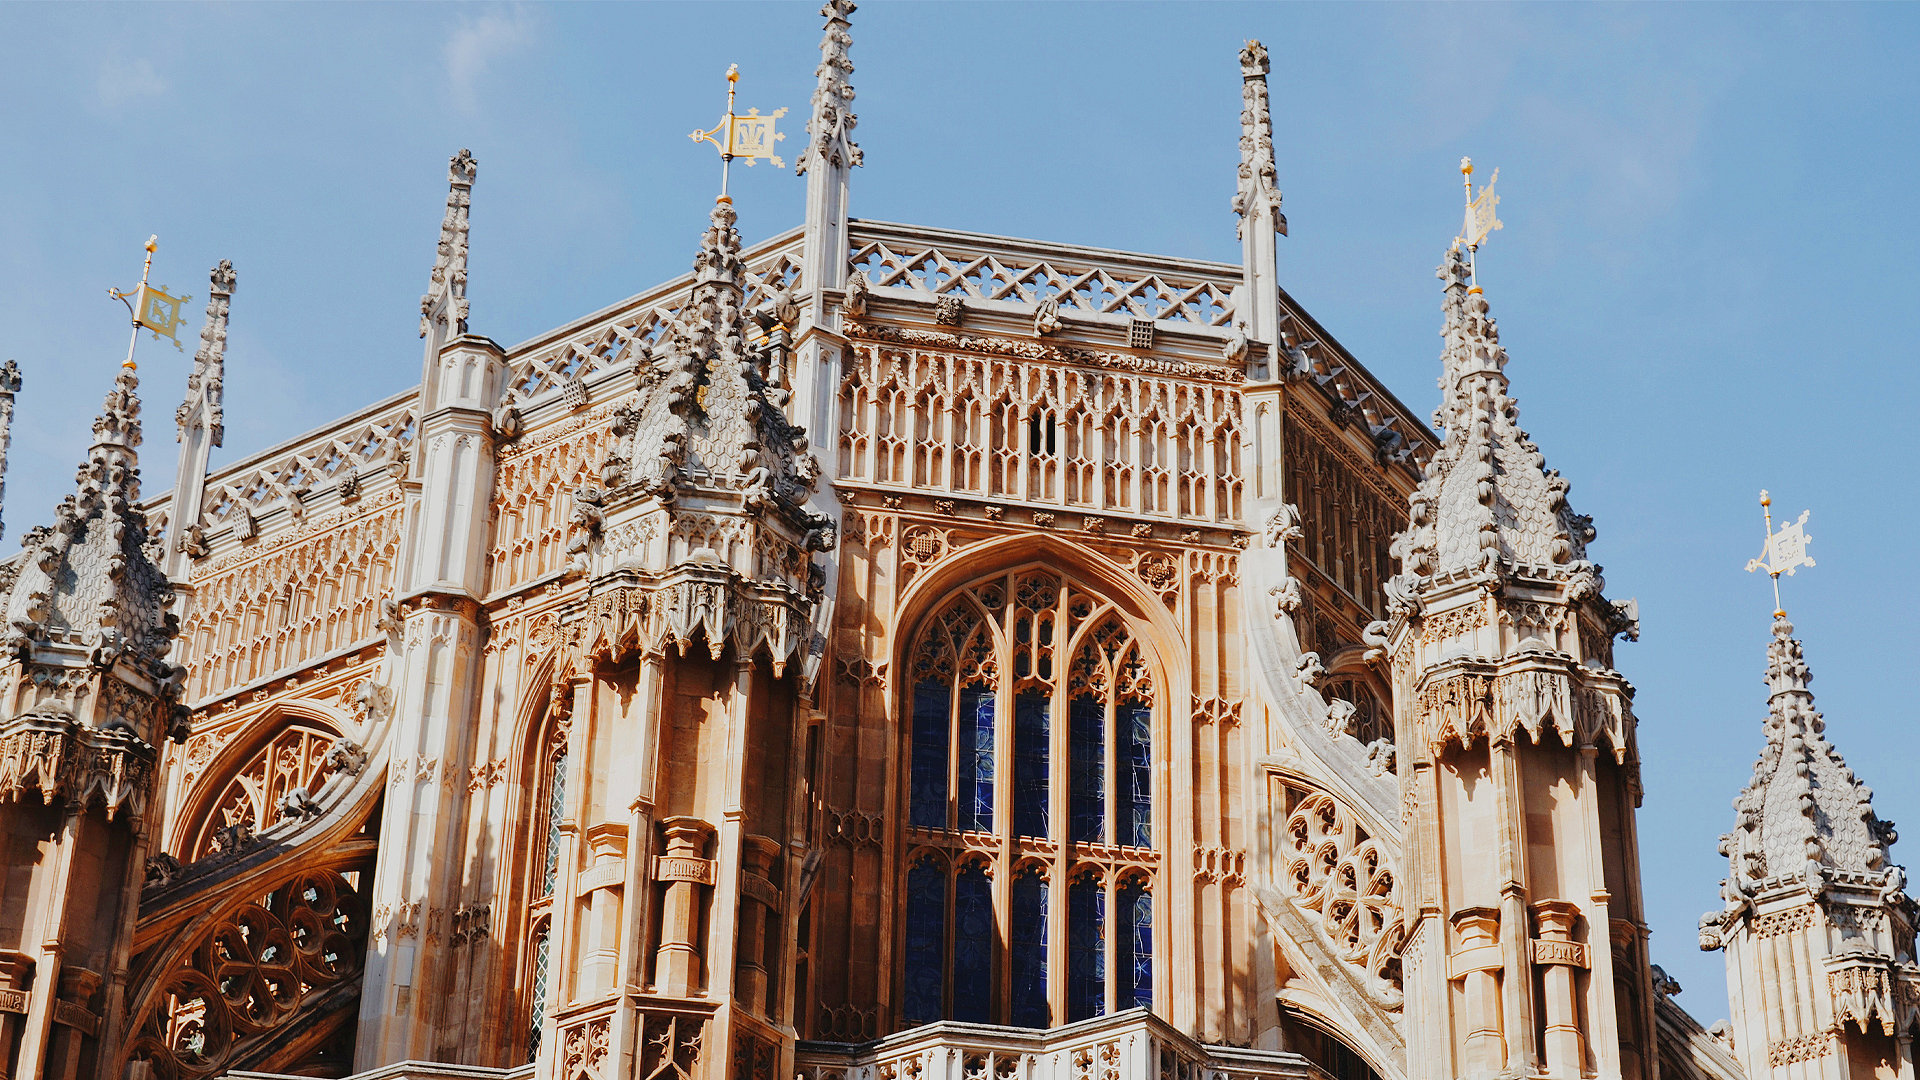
[0,6,1906,1080]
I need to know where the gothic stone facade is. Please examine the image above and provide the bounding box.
[0,9,1912,1080]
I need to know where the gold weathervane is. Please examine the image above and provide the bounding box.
[689,64,787,199]
[1745,490,1815,617]
[1458,157,1502,290]
[108,235,191,363]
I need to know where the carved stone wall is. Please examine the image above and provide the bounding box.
[837,332,1243,527]
[181,500,403,702]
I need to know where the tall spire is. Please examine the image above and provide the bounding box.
[1716,616,1897,898]
[1232,40,1285,361]
[1390,242,1593,584]
[420,148,477,339]
[177,260,233,448]
[797,1,859,305]
[1385,232,1651,1080]
[797,0,861,178]
[1233,40,1286,240]
[0,360,17,542]
[167,262,234,578]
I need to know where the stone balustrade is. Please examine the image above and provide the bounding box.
[795,1010,1320,1080]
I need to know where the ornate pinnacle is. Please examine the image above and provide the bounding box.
[797,0,862,176]
[1232,39,1286,239]
[1712,615,1901,914]
[1386,238,1593,590]
[420,148,477,338]
[73,359,145,518]
[178,260,235,448]
[0,360,18,542]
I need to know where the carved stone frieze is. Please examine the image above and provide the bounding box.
[0,707,156,821]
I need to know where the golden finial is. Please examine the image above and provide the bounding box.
[689,64,787,200]
[1746,489,1815,618]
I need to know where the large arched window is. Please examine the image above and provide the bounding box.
[901,568,1160,1029]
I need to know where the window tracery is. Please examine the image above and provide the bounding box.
[901,568,1160,1029]
[1281,789,1405,1001]
[182,719,340,860]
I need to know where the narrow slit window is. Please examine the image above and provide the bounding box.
[1118,881,1152,1011]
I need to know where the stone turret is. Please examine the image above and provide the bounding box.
[1382,240,1651,1080]
[0,356,183,1079]
[1701,615,1918,1079]
[517,192,836,1079]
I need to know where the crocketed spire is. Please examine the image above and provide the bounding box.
[796,0,861,176]
[1391,242,1593,582]
[1717,615,1897,900]
[420,148,476,338]
[1232,40,1286,239]
[0,360,177,679]
[609,199,820,512]
[177,260,233,447]
[0,360,18,542]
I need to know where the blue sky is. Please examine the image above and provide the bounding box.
[4,1,1918,1022]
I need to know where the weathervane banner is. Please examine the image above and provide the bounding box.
[1463,167,1502,250]
[728,108,787,167]
[133,282,190,348]
[1747,508,1815,578]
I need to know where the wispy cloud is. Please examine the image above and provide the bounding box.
[445,6,536,114]
[96,55,167,109]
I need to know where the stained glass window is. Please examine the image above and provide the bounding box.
[1011,868,1050,1028]
[1118,702,1151,848]
[1014,693,1050,838]
[911,684,951,829]
[541,751,567,898]
[902,570,1163,1030]
[903,859,946,1024]
[1067,876,1106,1022]
[1070,697,1105,843]
[1118,881,1152,1011]
[958,686,994,832]
[953,864,994,1022]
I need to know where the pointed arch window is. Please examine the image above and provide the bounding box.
[522,715,569,1063]
[902,568,1160,1029]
